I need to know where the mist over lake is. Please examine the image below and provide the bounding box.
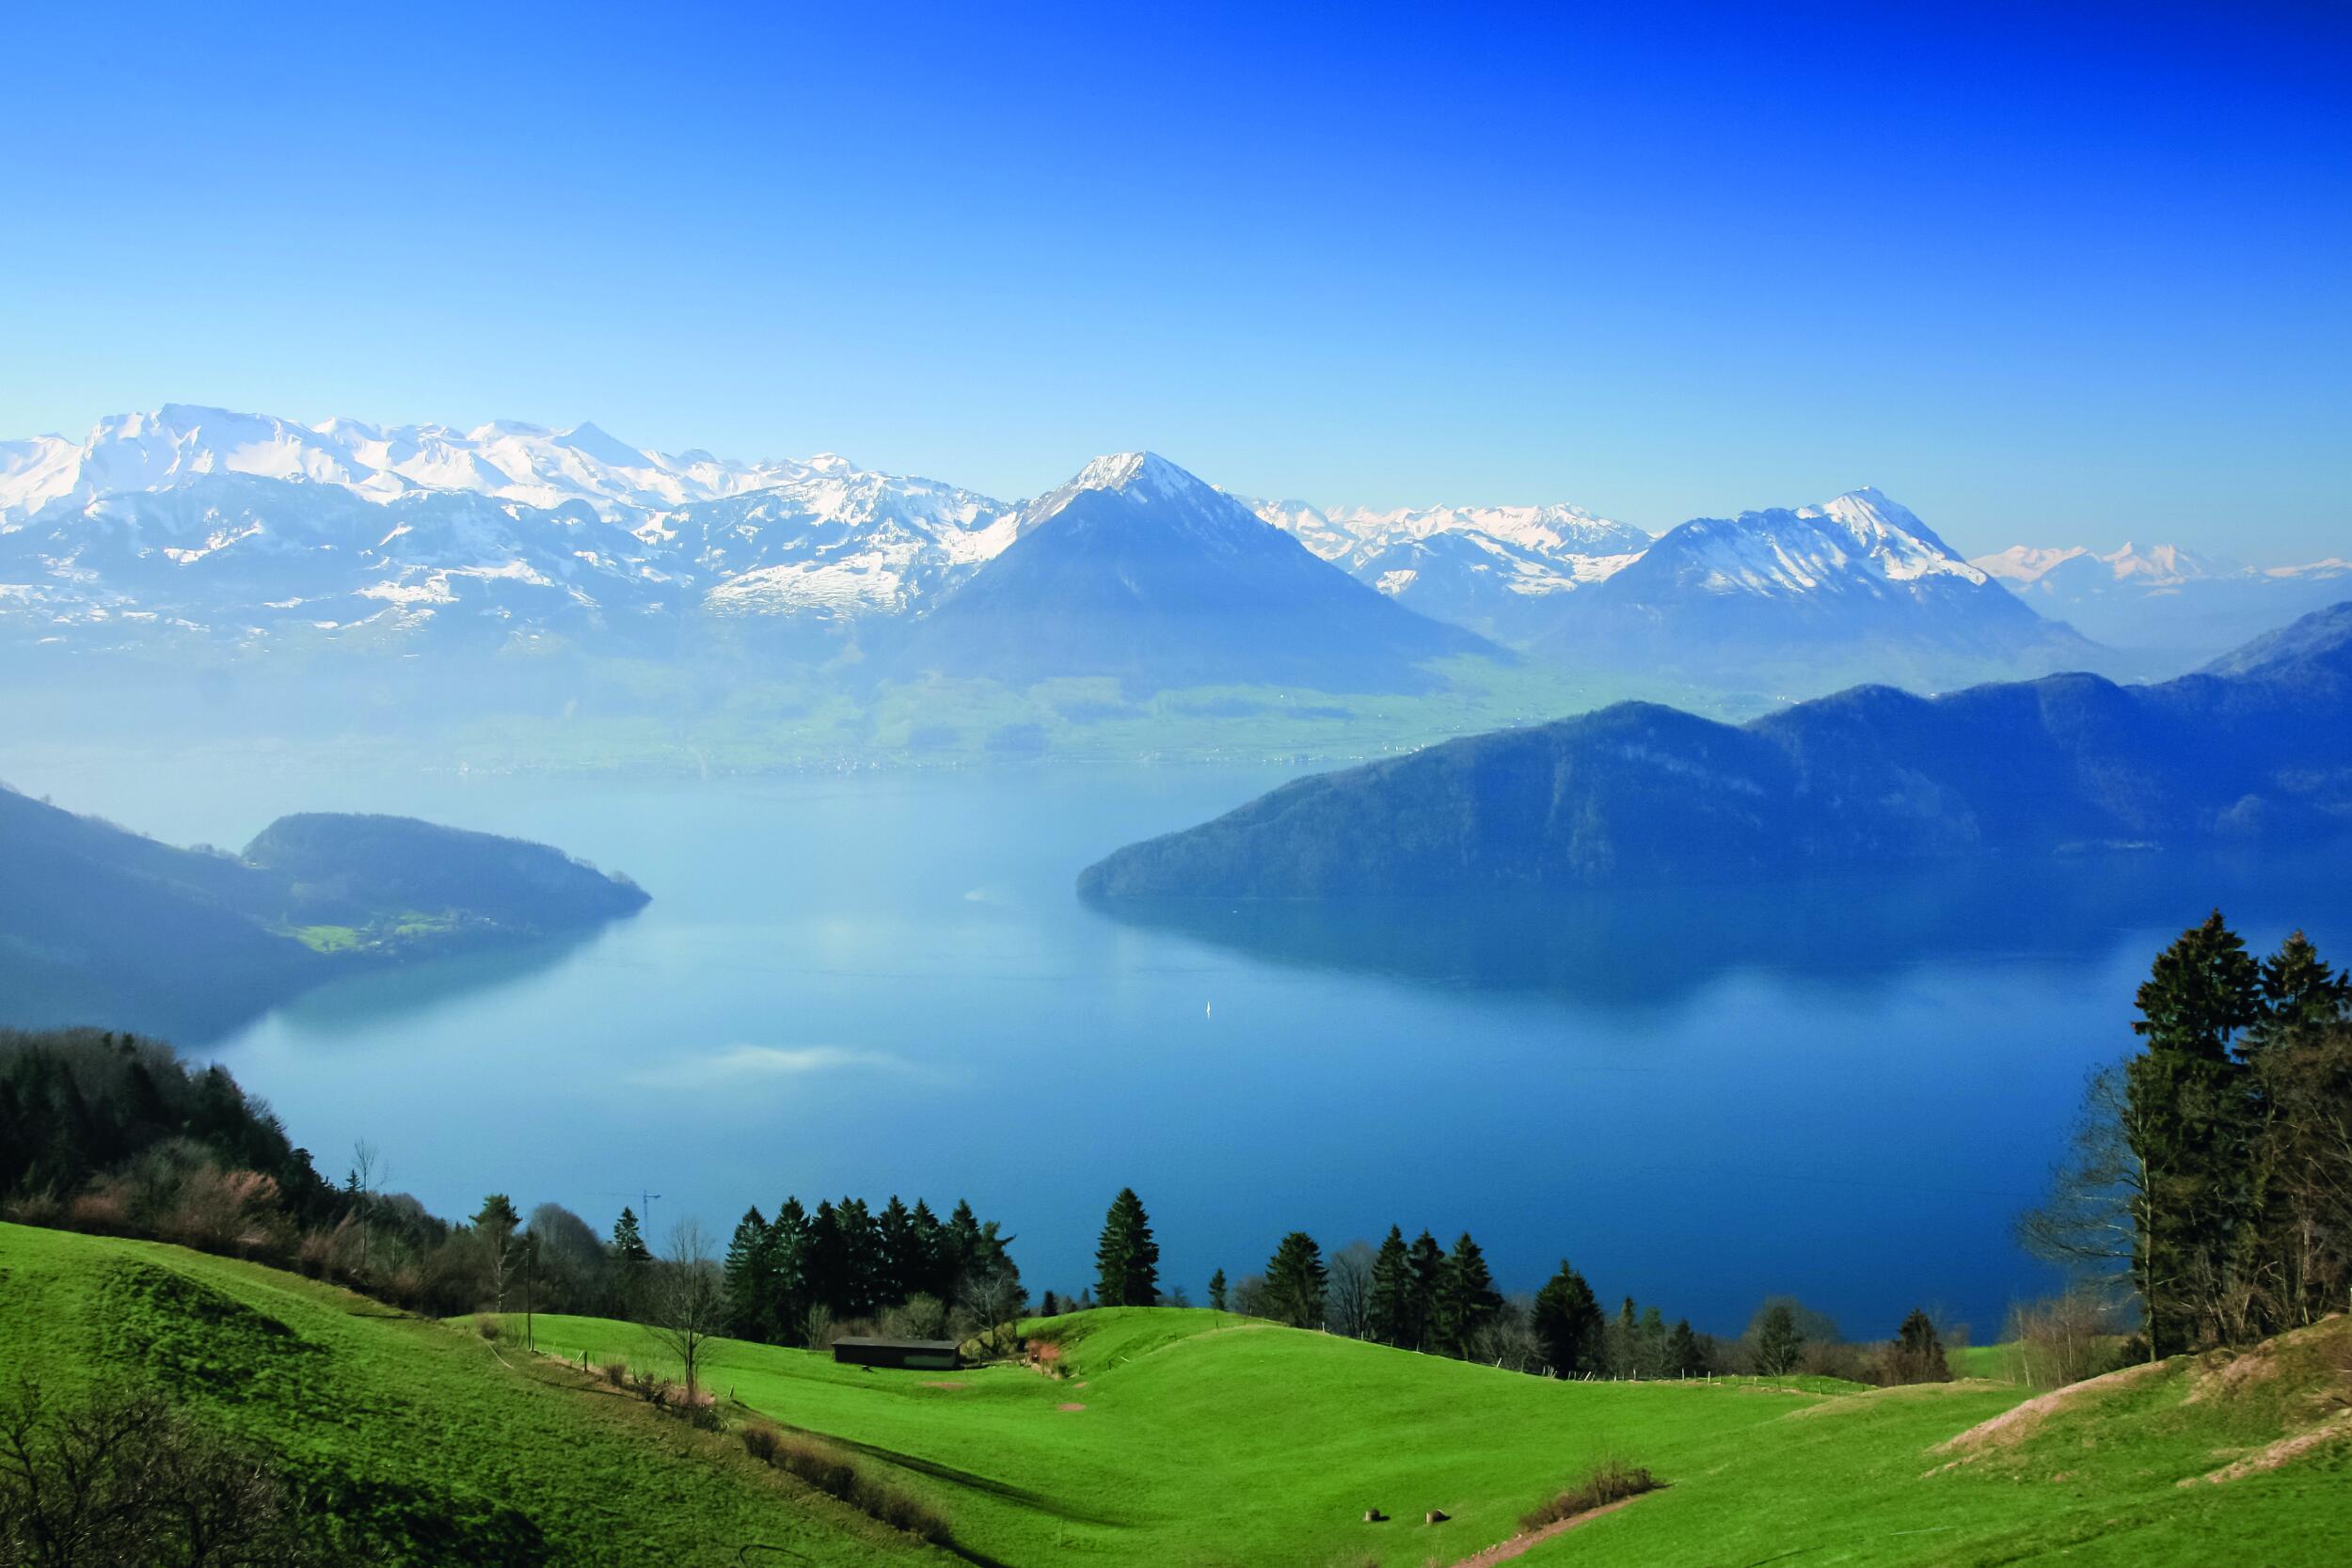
[12,747,2343,1341]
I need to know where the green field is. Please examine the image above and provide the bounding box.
[521,1306,2352,1567]
[7,1221,2345,1567]
[0,1222,925,1567]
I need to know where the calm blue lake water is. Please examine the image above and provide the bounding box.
[11,752,2350,1342]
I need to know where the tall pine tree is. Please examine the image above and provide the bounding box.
[1094,1188,1160,1307]
[610,1207,652,1320]
[723,1206,772,1339]
[1434,1233,1502,1358]
[2127,911,2262,1352]
[1404,1229,1447,1352]
[1263,1232,1327,1329]
[1367,1227,1412,1346]
[1532,1259,1604,1375]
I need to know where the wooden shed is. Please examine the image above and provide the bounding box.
[831,1337,961,1371]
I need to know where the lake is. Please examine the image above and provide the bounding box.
[9,750,2349,1343]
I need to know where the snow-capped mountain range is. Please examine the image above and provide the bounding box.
[1252,499,1653,641]
[1969,541,2352,657]
[0,404,818,521]
[4,404,2338,686]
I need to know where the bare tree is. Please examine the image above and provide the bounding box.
[2017,1063,2155,1344]
[958,1260,1029,1360]
[1325,1240,1376,1338]
[346,1140,385,1280]
[649,1218,726,1402]
[0,1375,326,1567]
[2005,1289,2122,1388]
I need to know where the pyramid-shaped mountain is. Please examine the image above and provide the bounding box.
[898,452,1496,691]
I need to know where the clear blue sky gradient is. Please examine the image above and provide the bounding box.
[4,1,2345,558]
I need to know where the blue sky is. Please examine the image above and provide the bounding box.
[3,1,2345,558]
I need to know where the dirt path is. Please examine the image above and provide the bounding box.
[1442,1496,1641,1568]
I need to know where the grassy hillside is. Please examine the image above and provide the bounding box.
[0,1223,925,1567]
[8,1226,2342,1567]
[527,1306,2352,1568]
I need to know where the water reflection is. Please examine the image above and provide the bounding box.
[1083,848,2352,1016]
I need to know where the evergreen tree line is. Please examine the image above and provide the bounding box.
[1089,1189,1952,1383]
[2024,914,2352,1355]
[717,1195,1023,1347]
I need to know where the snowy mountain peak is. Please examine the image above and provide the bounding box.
[1068,451,1200,501]
[1016,451,1229,534]
[1972,541,2228,589]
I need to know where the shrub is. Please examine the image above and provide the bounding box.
[474,1314,501,1341]
[65,1190,130,1236]
[763,1433,951,1544]
[740,1422,783,1463]
[598,1356,629,1389]
[2,1188,66,1227]
[1519,1456,1661,1530]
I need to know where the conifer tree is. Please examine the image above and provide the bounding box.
[945,1199,985,1300]
[805,1199,846,1317]
[1532,1259,1604,1375]
[1263,1232,1327,1329]
[878,1196,923,1307]
[1404,1229,1446,1350]
[1752,1302,1804,1375]
[1093,1188,1160,1307]
[1208,1268,1228,1311]
[610,1207,652,1320]
[1887,1307,1948,1383]
[768,1197,811,1343]
[910,1198,948,1298]
[1665,1317,1707,1375]
[2128,911,2262,1351]
[835,1197,881,1317]
[1040,1289,1059,1316]
[723,1205,772,1339]
[2250,932,2351,1053]
[1434,1233,1502,1357]
[1367,1227,1412,1346]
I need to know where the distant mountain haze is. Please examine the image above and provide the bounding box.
[1972,540,2352,658]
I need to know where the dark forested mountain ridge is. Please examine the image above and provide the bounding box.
[1078,600,2352,898]
[0,789,647,1034]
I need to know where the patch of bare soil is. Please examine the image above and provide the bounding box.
[1056,1401,1087,1412]
[2180,1410,2352,1485]
[1442,1497,1640,1568]
[920,1379,967,1389]
[1932,1359,2170,1457]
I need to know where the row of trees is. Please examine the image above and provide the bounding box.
[717,1195,1024,1347]
[1090,1189,1948,1383]
[2024,915,2352,1355]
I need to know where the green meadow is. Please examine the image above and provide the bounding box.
[0,1222,925,1568]
[6,1221,2344,1567]
[522,1305,2352,1568]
